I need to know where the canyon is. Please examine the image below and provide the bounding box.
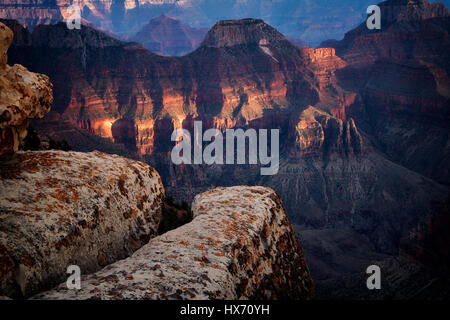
[0,21,313,300]
[1,0,449,299]
[0,21,53,158]
[4,0,450,47]
[170,122,280,175]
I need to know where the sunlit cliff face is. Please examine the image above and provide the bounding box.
[31,18,352,157]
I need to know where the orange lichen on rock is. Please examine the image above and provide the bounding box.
[32,186,314,300]
[0,150,164,298]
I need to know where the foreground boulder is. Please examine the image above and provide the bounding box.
[0,22,53,158]
[32,186,314,300]
[0,150,164,298]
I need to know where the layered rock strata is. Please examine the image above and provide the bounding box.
[289,106,363,158]
[2,18,348,156]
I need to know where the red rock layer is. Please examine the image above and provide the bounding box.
[320,0,450,183]
[4,18,356,158]
[288,106,363,159]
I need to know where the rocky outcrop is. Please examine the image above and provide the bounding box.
[128,14,207,56]
[0,150,164,298]
[32,186,314,300]
[288,106,363,158]
[0,22,53,158]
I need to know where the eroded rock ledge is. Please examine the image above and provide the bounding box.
[32,186,315,300]
[0,150,164,298]
[0,22,53,158]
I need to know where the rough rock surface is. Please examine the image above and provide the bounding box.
[0,150,164,298]
[3,5,450,293]
[288,106,363,158]
[32,186,315,300]
[0,22,53,158]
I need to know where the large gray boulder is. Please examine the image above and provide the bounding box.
[32,186,314,300]
[0,150,164,298]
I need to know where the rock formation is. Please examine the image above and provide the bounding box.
[2,1,449,298]
[2,0,430,47]
[0,21,53,158]
[1,23,165,299]
[128,14,207,56]
[201,19,286,48]
[1,22,314,300]
[32,186,314,300]
[322,0,450,65]
[288,106,363,158]
[2,18,348,156]
[0,150,164,298]
[320,0,450,185]
[5,15,444,256]
[0,1,64,31]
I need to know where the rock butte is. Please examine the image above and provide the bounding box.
[128,14,208,56]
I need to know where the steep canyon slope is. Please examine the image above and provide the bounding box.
[321,0,450,185]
